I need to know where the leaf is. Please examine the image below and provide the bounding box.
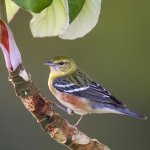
[12,0,53,13]
[68,0,85,23]
[30,0,69,37]
[59,0,102,39]
[5,0,20,22]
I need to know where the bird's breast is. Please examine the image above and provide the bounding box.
[48,77,93,115]
[50,88,92,115]
[57,90,93,115]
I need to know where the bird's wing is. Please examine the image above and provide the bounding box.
[53,70,124,105]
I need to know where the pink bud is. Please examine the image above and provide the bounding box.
[0,19,22,72]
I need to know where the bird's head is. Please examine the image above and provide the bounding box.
[44,56,77,77]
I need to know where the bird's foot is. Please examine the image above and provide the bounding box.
[54,103,74,115]
[67,108,74,115]
[73,115,83,127]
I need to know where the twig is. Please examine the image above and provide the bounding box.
[8,64,110,150]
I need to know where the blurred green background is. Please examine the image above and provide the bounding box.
[0,0,150,150]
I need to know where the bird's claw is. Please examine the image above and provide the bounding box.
[73,115,83,127]
[54,103,74,115]
[67,108,74,115]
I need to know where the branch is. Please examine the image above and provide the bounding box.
[0,15,110,150]
[8,64,110,150]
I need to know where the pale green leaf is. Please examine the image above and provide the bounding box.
[5,0,20,22]
[60,0,102,39]
[30,0,69,37]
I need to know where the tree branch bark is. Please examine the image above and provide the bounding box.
[8,64,110,150]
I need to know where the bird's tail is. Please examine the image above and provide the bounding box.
[118,106,147,120]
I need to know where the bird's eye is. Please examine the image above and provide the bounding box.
[59,62,65,65]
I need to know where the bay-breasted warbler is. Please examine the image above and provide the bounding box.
[45,56,147,125]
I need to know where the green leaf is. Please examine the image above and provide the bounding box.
[12,0,53,13]
[68,0,85,23]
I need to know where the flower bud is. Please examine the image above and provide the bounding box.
[0,19,22,71]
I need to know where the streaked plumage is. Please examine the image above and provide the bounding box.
[45,56,147,125]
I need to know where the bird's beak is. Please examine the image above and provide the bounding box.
[44,61,55,66]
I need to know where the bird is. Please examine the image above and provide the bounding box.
[45,56,147,126]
